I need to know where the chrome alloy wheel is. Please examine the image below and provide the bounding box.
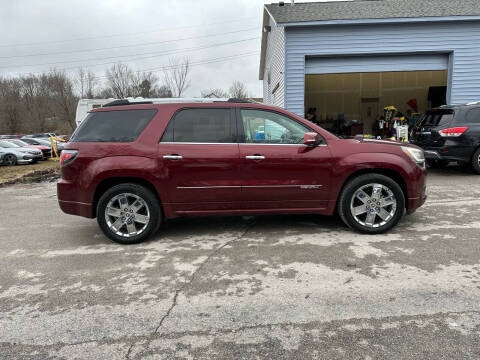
[350,183,397,228]
[105,193,150,238]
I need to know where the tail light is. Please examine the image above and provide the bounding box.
[60,150,78,166]
[439,127,468,137]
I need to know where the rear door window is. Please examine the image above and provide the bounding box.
[466,108,480,124]
[161,108,234,143]
[71,109,157,142]
[416,110,454,128]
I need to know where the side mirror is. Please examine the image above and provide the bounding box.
[303,132,320,146]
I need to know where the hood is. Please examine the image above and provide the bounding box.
[356,138,421,149]
[12,147,42,154]
[28,145,49,150]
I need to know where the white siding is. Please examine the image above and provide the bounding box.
[263,17,285,107]
[284,21,480,116]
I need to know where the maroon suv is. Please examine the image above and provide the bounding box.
[58,100,427,244]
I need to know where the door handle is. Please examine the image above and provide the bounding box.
[245,155,265,160]
[163,155,183,160]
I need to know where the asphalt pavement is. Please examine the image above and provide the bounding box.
[1,165,480,359]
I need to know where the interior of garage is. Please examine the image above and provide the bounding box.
[305,70,447,136]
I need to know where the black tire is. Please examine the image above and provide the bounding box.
[472,148,480,175]
[3,154,17,166]
[338,174,405,234]
[97,183,162,244]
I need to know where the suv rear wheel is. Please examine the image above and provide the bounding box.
[97,183,161,244]
[338,174,405,234]
[472,148,480,175]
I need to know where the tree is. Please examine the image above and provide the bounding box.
[139,79,151,98]
[152,85,173,98]
[201,88,229,98]
[163,57,191,97]
[46,70,78,131]
[105,63,134,98]
[75,68,98,98]
[229,80,249,99]
[104,64,169,99]
[0,78,22,133]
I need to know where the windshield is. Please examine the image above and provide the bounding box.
[0,140,19,148]
[8,140,29,147]
[24,138,50,146]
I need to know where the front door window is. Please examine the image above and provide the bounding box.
[241,109,311,144]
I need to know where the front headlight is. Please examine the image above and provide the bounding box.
[402,146,426,170]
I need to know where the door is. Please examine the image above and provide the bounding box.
[159,107,241,211]
[361,99,379,134]
[237,108,332,210]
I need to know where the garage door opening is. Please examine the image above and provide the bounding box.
[305,70,448,137]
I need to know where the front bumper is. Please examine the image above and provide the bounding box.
[21,154,42,161]
[408,184,427,211]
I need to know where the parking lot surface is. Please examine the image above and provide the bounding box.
[1,166,480,359]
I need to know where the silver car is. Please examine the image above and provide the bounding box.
[0,140,42,165]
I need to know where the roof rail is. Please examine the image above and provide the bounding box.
[102,97,258,107]
[104,99,153,107]
[226,98,254,103]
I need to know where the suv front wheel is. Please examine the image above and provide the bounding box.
[338,174,405,234]
[97,183,162,244]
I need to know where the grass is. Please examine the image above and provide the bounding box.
[0,160,60,186]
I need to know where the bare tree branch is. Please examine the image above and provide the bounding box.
[163,57,191,97]
[229,80,249,99]
[201,88,229,98]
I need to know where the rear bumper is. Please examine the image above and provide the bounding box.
[423,145,474,163]
[57,179,94,218]
[58,199,93,218]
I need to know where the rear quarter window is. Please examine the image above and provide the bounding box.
[71,109,157,142]
[465,108,480,124]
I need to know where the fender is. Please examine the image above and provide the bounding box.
[84,156,168,204]
[329,152,418,205]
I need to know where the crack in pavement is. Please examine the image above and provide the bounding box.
[125,219,256,359]
[5,309,480,349]
[125,343,135,360]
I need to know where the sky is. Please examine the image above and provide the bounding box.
[0,0,340,98]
